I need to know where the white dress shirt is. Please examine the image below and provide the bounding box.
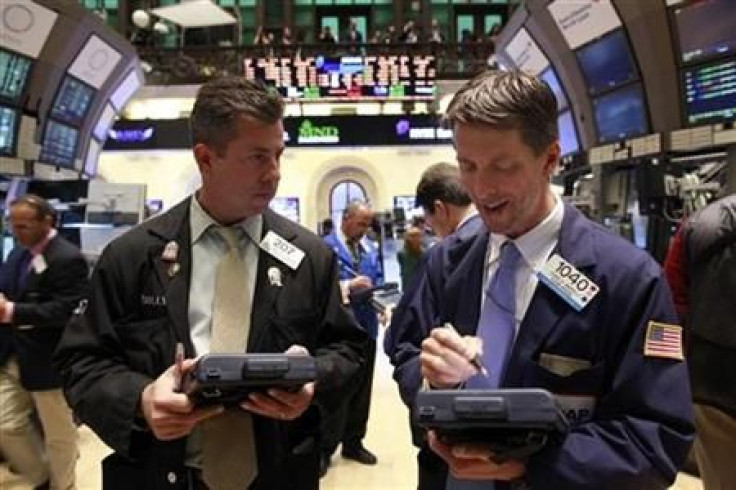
[188,196,262,356]
[482,195,564,336]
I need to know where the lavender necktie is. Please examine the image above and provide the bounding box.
[447,241,522,490]
[468,241,521,389]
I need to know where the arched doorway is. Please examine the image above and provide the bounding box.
[329,179,367,225]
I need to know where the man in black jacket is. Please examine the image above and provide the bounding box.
[54,77,366,490]
[0,194,89,490]
[666,194,736,490]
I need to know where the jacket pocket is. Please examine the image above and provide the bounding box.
[115,317,174,378]
[524,359,606,396]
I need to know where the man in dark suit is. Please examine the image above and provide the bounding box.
[385,162,482,490]
[388,70,694,489]
[54,77,366,490]
[320,201,384,475]
[0,194,89,490]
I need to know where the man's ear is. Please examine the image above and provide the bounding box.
[542,141,561,178]
[433,200,447,219]
[193,143,213,175]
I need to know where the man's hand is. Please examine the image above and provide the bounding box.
[420,326,483,388]
[241,344,314,421]
[349,275,373,291]
[0,293,7,319]
[428,431,526,481]
[140,358,223,441]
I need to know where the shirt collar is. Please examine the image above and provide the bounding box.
[29,228,57,257]
[189,194,263,246]
[487,193,564,270]
[455,208,478,233]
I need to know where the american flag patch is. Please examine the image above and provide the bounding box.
[644,321,683,360]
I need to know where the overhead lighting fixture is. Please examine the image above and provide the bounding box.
[151,0,236,28]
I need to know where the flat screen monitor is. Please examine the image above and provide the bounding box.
[269,197,300,223]
[682,58,736,125]
[593,84,649,144]
[394,195,416,215]
[39,120,79,168]
[50,75,95,126]
[673,0,736,64]
[576,29,638,95]
[27,179,89,204]
[541,66,568,111]
[558,111,580,156]
[84,138,102,177]
[110,70,143,110]
[0,49,32,103]
[0,105,18,156]
[94,103,116,141]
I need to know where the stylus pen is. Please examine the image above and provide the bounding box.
[174,342,185,392]
[444,323,489,377]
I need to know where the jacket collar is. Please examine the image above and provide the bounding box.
[504,203,597,386]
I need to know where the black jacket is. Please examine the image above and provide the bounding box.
[682,195,736,417]
[54,198,366,489]
[0,234,88,390]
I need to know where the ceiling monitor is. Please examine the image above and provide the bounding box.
[673,0,736,64]
[68,35,122,90]
[0,104,18,156]
[39,119,79,168]
[558,110,580,156]
[94,103,116,141]
[540,66,568,111]
[576,29,638,96]
[50,75,96,127]
[681,58,736,126]
[110,70,143,111]
[0,48,32,104]
[593,84,649,144]
[84,138,102,177]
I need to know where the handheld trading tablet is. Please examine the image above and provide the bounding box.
[415,388,569,462]
[182,353,316,406]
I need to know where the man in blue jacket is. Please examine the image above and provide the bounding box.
[321,200,384,474]
[388,69,694,489]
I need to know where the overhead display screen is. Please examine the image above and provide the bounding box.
[94,103,116,141]
[541,66,568,111]
[548,0,622,50]
[0,48,32,103]
[0,1,58,58]
[39,120,79,168]
[558,111,579,156]
[68,35,122,90]
[504,28,549,75]
[0,105,18,156]
[576,29,637,95]
[111,70,143,110]
[84,138,102,176]
[593,84,648,143]
[674,0,736,64]
[682,59,736,125]
[50,75,95,126]
[244,55,436,100]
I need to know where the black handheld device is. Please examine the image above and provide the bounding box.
[415,388,569,462]
[182,353,317,406]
